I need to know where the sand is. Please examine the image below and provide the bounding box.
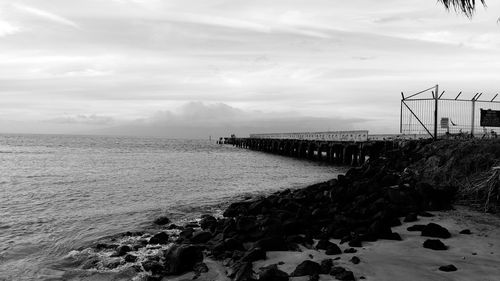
[175,206,500,281]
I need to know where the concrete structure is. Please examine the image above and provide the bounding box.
[227,130,412,166]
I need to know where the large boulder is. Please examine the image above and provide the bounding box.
[164,244,203,275]
[149,232,169,245]
[423,239,448,250]
[421,223,451,239]
[291,260,321,277]
[258,265,289,281]
[242,248,266,262]
[199,215,217,231]
[190,231,212,244]
[153,216,171,225]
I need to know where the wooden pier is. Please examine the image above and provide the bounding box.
[225,130,423,166]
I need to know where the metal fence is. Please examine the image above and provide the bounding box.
[400,85,500,139]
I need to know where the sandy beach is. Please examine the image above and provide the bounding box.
[164,206,500,281]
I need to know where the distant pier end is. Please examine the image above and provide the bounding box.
[226,130,426,166]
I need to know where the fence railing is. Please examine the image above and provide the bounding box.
[401,85,500,139]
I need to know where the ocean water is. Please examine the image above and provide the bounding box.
[0,134,346,280]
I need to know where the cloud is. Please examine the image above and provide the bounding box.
[47,114,114,125]
[14,3,79,29]
[0,20,20,37]
[91,102,368,138]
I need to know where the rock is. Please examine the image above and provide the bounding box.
[381,232,402,241]
[439,264,457,272]
[336,270,355,281]
[242,248,266,262]
[329,266,346,276]
[164,244,203,275]
[142,260,165,275]
[348,239,362,248]
[419,211,435,217]
[404,213,418,222]
[148,232,169,244]
[350,256,360,264]
[291,260,321,277]
[325,244,342,255]
[224,238,245,251]
[185,222,200,228]
[459,229,472,235]
[407,224,426,232]
[320,259,333,274]
[309,274,320,281]
[153,216,170,225]
[258,265,289,281]
[113,245,131,257]
[124,254,137,263]
[421,223,451,239]
[315,239,334,250]
[254,237,288,251]
[200,215,217,231]
[423,239,448,250]
[232,261,254,281]
[179,228,194,240]
[191,231,212,244]
[95,243,118,251]
[344,248,357,254]
[167,224,180,230]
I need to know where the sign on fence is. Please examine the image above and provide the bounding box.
[480,109,500,127]
[440,118,449,129]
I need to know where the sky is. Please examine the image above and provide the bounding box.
[1,0,499,138]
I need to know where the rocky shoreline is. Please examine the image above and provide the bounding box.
[68,139,500,281]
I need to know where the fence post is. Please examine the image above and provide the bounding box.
[434,84,439,140]
[471,98,476,138]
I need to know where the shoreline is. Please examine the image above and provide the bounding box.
[64,139,500,281]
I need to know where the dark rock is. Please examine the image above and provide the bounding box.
[407,224,426,232]
[232,261,254,281]
[113,245,131,257]
[142,260,165,275]
[381,232,402,241]
[179,228,194,240]
[224,238,245,251]
[95,243,118,251]
[167,224,179,230]
[421,223,451,239]
[153,216,170,225]
[344,248,357,254]
[419,211,435,217]
[309,274,320,281]
[191,231,212,244]
[459,229,472,235]
[224,202,251,217]
[439,264,457,272]
[320,259,333,274]
[315,239,334,250]
[124,254,137,263]
[404,213,418,222]
[164,244,203,275]
[258,265,289,281]
[350,256,360,264]
[336,270,355,281]
[348,239,362,248]
[148,232,169,245]
[242,248,266,262]
[423,239,448,250]
[329,266,346,276]
[254,237,288,251]
[199,215,217,230]
[325,244,342,255]
[291,260,321,277]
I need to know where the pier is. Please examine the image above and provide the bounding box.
[225,130,426,166]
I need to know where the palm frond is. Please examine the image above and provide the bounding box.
[438,0,486,17]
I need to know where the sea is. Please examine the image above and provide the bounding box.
[0,134,346,280]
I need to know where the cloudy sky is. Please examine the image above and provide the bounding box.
[1,0,499,137]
